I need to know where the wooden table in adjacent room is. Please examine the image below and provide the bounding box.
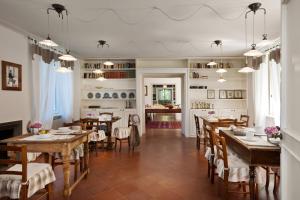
[219,129,281,200]
[0,131,92,199]
[145,108,181,123]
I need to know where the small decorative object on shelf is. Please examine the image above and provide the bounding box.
[265,126,282,145]
[29,122,42,134]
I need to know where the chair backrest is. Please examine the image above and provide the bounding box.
[80,118,99,130]
[205,125,215,155]
[0,145,27,183]
[214,134,229,169]
[194,115,201,136]
[218,118,237,127]
[240,115,250,127]
[99,112,113,121]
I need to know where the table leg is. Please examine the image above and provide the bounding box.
[106,122,114,150]
[249,166,256,200]
[83,138,90,177]
[62,150,71,198]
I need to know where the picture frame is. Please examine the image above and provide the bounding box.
[219,90,227,99]
[226,90,235,99]
[207,90,215,99]
[1,61,22,91]
[144,85,148,96]
[234,90,243,99]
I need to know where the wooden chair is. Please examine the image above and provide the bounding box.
[194,115,202,150]
[236,115,250,127]
[265,167,280,193]
[214,134,257,200]
[202,120,210,151]
[80,118,106,156]
[0,145,55,200]
[113,114,132,152]
[204,125,217,184]
[218,118,237,128]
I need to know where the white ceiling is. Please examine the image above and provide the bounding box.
[0,0,281,59]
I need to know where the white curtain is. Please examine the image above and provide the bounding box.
[253,62,269,128]
[269,60,281,126]
[32,54,57,129]
[55,63,74,123]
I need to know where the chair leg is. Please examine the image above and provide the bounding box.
[196,136,200,150]
[115,138,117,151]
[46,183,53,200]
[101,140,104,149]
[207,160,211,178]
[95,141,98,156]
[265,167,270,190]
[79,157,83,173]
[74,159,78,182]
[273,172,280,193]
[223,179,229,200]
[210,164,215,184]
[20,184,29,200]
[119,139,122,152]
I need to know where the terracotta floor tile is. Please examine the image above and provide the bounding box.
[49,126,279,200]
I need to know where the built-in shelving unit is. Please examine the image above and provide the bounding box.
[188,58,248,136]
[80,59,137,128]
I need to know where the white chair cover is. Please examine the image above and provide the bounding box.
[90,130,106,142]
[113,127,132,139]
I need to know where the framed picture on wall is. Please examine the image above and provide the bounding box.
[226,90,235,99]
[234,90,243,99]
[1,61,22,91]
[207,90,215,99]
[219,90,227,99]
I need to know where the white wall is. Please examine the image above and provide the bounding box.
[280,1,300,199]
[0,23,32,133]
[144,77,181,106]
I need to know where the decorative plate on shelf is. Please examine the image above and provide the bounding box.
[129,92,135,99]
[95,93,101,99]
[103,93,111,99]
[112,93,119,99]
[121,92,127,99]
[87,92,94,99]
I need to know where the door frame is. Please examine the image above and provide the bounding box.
[136,67,189,136]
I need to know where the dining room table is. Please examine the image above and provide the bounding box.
[0,129,93,199]
[219,129,281,200]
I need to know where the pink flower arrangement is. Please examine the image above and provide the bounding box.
[30,122,42,129]
[208,111,215,115]
[264,126,282,139]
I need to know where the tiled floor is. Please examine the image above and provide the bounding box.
[52,128,279,200]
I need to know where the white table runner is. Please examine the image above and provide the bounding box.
[20,134,75,141]
[235,136,277,147]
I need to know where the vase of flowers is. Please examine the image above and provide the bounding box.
[264,126,282,145]
[29,122,42,134]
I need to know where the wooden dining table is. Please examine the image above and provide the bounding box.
[219,129,281,200]
[0,130,93,199]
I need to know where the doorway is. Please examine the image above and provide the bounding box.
[144,78,182,130]
[136,67,189,136]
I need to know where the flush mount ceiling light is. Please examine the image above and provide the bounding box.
[97,40,114,66]
[243,2,267,57]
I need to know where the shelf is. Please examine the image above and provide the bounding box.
[82,98,136,101]
[81,88,136,92]
[82,78,136,81]
[82,68,136,72]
